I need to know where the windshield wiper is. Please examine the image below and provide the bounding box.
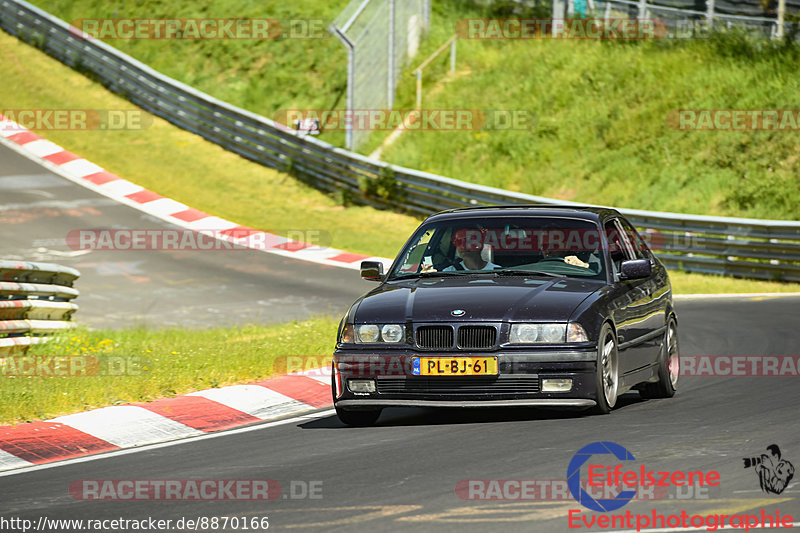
[494,269,566,278]
[392,270,476,280]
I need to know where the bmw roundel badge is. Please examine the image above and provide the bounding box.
[451,309,466,317]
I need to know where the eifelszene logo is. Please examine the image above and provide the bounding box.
[743,444,795,495]
[567,441,637,512]
[567,441,721,513]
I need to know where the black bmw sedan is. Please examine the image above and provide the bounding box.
[332,206,679,426]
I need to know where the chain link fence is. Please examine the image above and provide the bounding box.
[330,0,430,150]
[560,0,798,38]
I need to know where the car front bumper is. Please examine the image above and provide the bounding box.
[332,349,599,409]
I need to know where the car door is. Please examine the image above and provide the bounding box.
[618,217,669,366]
[603,218,655,375]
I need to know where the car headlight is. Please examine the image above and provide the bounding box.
[509,323,586,344]
[354,324,405,343]
[381,324,404,343]
[356,324,380,343]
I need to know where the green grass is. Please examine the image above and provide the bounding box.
[1,29,422,259]
[30,0,800,220]
[2,11,799,294]
[381,30,800,220]
[0,317,338,425]
[668,270,800,294]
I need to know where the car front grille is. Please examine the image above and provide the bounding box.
[376,375,540,396]
[457,326,497,350]
[415,325,498,350]
[416,326,454,349]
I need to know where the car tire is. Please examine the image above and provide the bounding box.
[593,323,619,415]
[335,406,382,427]
[639,317,679,399]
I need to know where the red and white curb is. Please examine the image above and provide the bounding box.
[0,369,331,472]
[0,116,378,473]
[0,114,393,271]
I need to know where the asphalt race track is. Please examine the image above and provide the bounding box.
[1,296,799,532]
[2,144,799,532]
[0,143,371,328]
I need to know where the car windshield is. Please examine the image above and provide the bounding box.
[388,216,607,281]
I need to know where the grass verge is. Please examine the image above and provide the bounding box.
[1,26,798,294]
[0,317,338,425]
[30,0,800,220]
[1,29,422,259]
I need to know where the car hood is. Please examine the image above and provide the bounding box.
[351,276,602,323]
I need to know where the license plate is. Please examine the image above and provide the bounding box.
[412,357,498,376]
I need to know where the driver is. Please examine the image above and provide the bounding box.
[422,227,500,272]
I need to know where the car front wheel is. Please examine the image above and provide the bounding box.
[639,316,679,399]
[594,323,619,414]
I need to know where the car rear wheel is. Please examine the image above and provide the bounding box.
[335,406,382,427]
[639,317,679,399]
[593,323,619,414]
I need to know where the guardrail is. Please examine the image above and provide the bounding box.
[0,260,79,355]
[2,0,800,282]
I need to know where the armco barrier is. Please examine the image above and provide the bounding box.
[0,260,79,354]
[2,0,800,281]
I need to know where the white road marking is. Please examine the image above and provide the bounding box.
[674,292,800,300]
[51,405,201,447]
[188,385,308,420]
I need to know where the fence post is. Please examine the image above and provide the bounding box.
[638,0,648,20]
[777,0,786,38]
[330,27,355,150]
[388,0,396,109]
[552,0,566,35]
[706,0,715,28]
[416,70,422,109]
[450,39,456,75]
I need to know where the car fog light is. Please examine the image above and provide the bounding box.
[542,378,572,392]
[348,379,376,393]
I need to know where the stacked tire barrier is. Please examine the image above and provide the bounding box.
[2,0,800,281]
[0,261,79,355]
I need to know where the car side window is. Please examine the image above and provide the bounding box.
[618,218,648,261]
[604,219,632,276]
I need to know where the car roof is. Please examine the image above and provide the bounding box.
[424,205,621,223]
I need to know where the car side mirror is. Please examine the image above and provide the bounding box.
[620,258,652,280]
[360,261,384,281]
